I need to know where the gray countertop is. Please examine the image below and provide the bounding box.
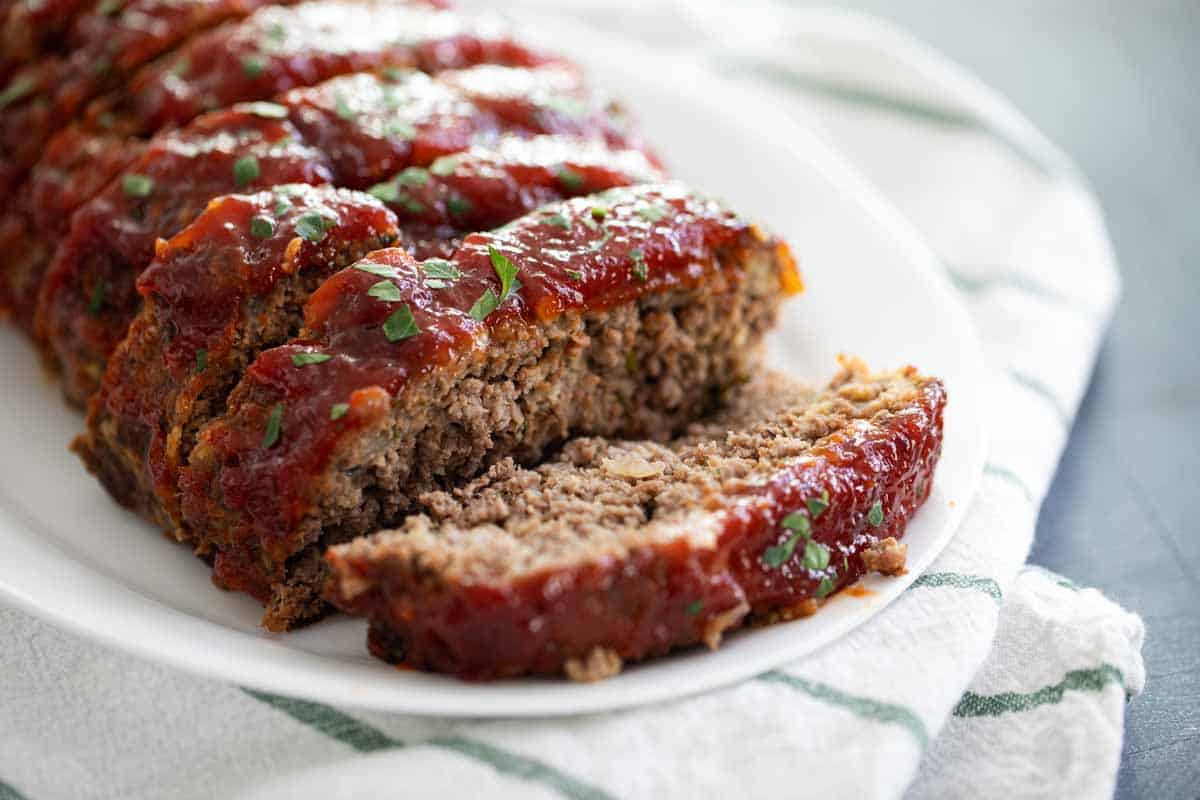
[821,0,1200,795]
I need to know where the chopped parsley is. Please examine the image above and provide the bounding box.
[446,196,472,217]
[334,93,355,120]
[295,211,335,243]
[386,120,416,140]
[243,101,288,119]
[353,261,398,278]
[250,215,275,238]
[233,155,260,188]
[555,166,584,190]
[367,279,404,302]
[195,348,207,372]
[544,213,571,231]
[291,352,331,367]
[329,402,350,420]
[488,246,521,303]
[629,247,647,282]
[121,173,154,198]
[383,66,408,82]
[262,403,283,448]
[0,77,35,110]
[684,599,703,616]
[421,259,460,289]
[382,304,419,342]
[169,59,189,78]
[867,500,884,528]
[815,576,836,599]
[86,281,108,317]
[636,204,668,223]
[807,489,830,519]
[580,214,599,232]
[273,196,292,216]
[781,511,811,535]
[429,155,459,177]
[590,205,608,221]
[803,540,831,571]
[242,55,267,78]
[395,194,425,214]
[467,288,498,321]
[367,180,399,204]
[396,166,430,186]
[565,269,584,281]
[762,535,801,569]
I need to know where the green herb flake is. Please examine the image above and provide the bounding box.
[266,22,287,43]
[395,166,429,186]
[367,180,399,204]
[244,101,288,119]
[781,511,811,536]
[367,279,404,302]
[195,348,207,372]
[242,55,267,78]
[353,261,397,278]
[396,193,425,215]
[262,403,284,448]
[168,58,189,78]
[382,304,420,342]
[429,155,459,177]
[636,204,668,223]
[334,93,355,120]
[0,77,35,110]
[544,213,571,231]
[86,281,108,317]
[383,66,408,82]
[295,211,334,243]
[803,540,831,571]
[121,173,154,198]
[867,499,884,528]
[590,205,608,221]
[233,155,260,188]
[565,269,584,281]
[385,120,416,140]
[467,287,498,321]
[487,245,521,303]
[762,532,803,569]
[250,215,275,239]
[629,247,647,282]
[684,599,703,616]
[421,259,460,289]
[97,0,121,16]
[807,489,830,519]
[556,166,584,190]
[580,214,598,232]
[330,402,350,420]
[446,196,472,217]
[815,576,836,599]
[291,352,332,367]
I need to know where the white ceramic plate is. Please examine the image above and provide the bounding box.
[0,24,987,717]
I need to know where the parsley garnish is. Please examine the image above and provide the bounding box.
[382,304,419,342]
[367,280,403,302]
[815,576,836,599]
[295,211,335,243]
[121,173,154,198]
[421,259,460,288]
[488,246,521,303]
[396,166,429,186]
[446,196,472,217]
[262,403,283,448]
[334,93,355,120]
[867,500,884,528]
[803,540,831,571]
[544,213,571,231]
[556,166,584,190]
[386,120,416,139]
[590,205,608,221]
[685,600,703,616]
[807,489,830,519]
[782,512,811,535]
[0,77,34,110]
[86,281,108,317]
[330,402,350,420]
[233,155,260,188]
[429,155,459,177]
[291,352,331,367]
[367,180,399,204]
[629,247,647,282]
[244,101,288,119]
[250,215,275,238]
[395,194,425,214]
[636,204,668,222]
[195,348,207,372]
[763,511,813,568]
[353,261,397,278]
[169,59,189,78]
[565,269,584,281]
[242,55,266,78]
[467,288,498,321]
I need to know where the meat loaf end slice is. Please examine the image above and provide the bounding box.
[75,185,400,532]
[180,183,801,630]
[326,360,945,680]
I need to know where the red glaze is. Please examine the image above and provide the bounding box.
[28,128,147,237]
[330,376,946,680]
[180,184,779,570]
[88,185,398,525]
[0,0,92,78]
[35,107,335,403]
[366,134,663,256]
[89,0,554,136]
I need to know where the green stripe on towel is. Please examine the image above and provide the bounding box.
[1007,369,1070,425]
[757,671,929,749]
[983,463,1036,504]
[243,690,613,800]
[945,267,1091,313]
[909,572,1002,603]
[0,779,29,800]
[953,664,1125,717]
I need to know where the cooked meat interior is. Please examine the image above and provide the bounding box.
[326,361,945,680]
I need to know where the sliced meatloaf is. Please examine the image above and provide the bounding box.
[76,184,400,531]
[325,361,945,680]
[178,183,801,629]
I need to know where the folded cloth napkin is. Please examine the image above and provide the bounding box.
[0,5,1144,799]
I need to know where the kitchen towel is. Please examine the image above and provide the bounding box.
[0,4,1143,799]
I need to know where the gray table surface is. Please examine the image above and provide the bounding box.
[820,0,1200,795]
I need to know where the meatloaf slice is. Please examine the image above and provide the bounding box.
[179,183,801,630]
[76,185,400,532]
[325,361,946,681]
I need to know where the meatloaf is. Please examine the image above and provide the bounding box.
[326,361,945,680]
[177,183,800,629]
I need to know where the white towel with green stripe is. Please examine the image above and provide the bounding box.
[0,5,1145,800]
